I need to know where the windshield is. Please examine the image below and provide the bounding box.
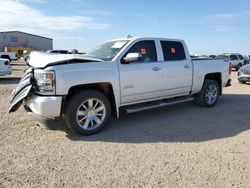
[87,40,129,61]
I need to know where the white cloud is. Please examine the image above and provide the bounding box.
[203,11,250,20]
[200,11,250,32]
[53,35,86,41]
[19,0,48,3]
[0,0,110,35]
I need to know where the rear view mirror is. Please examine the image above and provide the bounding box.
[123,53,142,63]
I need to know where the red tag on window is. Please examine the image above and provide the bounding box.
[171,48,176,54]
[141,48,147,55]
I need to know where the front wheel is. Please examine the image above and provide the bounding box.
[193,79,219,107]
[65,90,111,135]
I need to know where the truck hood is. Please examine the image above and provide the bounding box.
[28,52,103,68]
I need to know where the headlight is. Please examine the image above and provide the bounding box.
[34,70,55,95]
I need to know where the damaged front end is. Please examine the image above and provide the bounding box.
[9,67,34,113]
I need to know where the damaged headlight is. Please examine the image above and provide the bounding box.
[34,70,55,95]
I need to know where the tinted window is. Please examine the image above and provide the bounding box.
[124,40,157,63]
[161,41,186,61]
[230,55,238,60]
[238,55,243,60]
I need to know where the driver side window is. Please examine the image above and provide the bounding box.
[123,40,157,63]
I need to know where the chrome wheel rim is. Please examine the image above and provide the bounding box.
[76,98,106,130]
[205,84,218,105]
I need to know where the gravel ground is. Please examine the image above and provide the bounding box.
[0,62,250,188]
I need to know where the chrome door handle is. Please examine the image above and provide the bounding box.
[152,67,162,71]
[184,65,191,69]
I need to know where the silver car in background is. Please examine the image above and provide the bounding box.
[238,64,250,84]
[0,58,12,76]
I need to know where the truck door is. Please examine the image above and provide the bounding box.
[160,40,192,96]
[119,40,163,104]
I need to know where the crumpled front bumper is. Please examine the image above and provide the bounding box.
[9,67,62,118]
[9,67,33,113]
[24,94,62,118]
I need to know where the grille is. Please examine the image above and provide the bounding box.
[12,67,33,97]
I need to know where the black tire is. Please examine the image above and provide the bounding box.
[193,79,219,107]
[239,80,246,84]
[65,90,111,135]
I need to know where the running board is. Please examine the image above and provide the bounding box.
[123,96,193,114]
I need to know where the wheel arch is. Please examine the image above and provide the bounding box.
[204,73,222,95]
[65,82,119,117]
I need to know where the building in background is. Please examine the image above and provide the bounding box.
[0,31,53,56]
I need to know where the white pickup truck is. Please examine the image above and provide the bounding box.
[9,37,232,135]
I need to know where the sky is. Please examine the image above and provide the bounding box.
[1,0,250,55]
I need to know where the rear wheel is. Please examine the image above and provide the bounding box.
[65,90,111,135]
[194,79,219,107]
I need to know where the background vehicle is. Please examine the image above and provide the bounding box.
[209,55,216,58]
[46,50,71,54]
[0,52,17,62]
[243,55,250,64]
[9,37,231,135]
[220,53,245,70]
[238,64,250,84]
[0,58,12,76]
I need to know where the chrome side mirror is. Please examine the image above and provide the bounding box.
[123,53,142,63]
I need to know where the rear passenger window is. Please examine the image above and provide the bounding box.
[124,40,157,63]
[238,55,243,60]
[230,55,238,60]
[161,41,186,61]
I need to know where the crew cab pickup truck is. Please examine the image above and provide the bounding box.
[9,37,231,135]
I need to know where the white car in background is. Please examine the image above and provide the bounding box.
[0,58,12,76]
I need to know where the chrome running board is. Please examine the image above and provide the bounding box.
[123,97,193,114]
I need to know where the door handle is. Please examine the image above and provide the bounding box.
[152,67,162,71]
[184,65,191,69]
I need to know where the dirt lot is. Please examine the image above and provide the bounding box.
[0,62,250,188]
